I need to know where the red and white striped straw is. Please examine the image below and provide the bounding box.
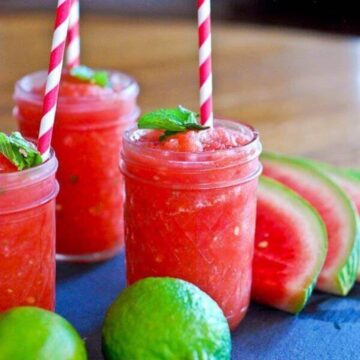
[37,0,72,160]
[66,0,80,68]
[198,0,213,127]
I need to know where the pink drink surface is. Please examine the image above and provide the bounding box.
[0,158,57,312]
[136,127,250,152]
[32,73,118,99]
[0,155,17,173]
[123,126,260,330]
[15,72,139,259]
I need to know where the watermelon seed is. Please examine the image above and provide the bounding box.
[26,297,36,304]
[257,241,269,249]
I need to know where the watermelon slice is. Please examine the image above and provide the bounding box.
[317,166,360,215]
[261,152,360,295]
[253,176,327,313]
[335,170,360,215]
[308,164,360,281]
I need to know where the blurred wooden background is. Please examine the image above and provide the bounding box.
[0,0,231,17]
[0,0,359,34]
[1,12,360,167]
[1,1,360,166]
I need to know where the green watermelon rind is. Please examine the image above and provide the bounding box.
[340,168,360,182]
[303,160,360,187]
[302,160,360,282]
[258,176,327,313]
[261,152,360,296]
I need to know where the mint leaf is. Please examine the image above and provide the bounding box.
[138,106,209,140]
[178,105,199,125]
[138,109,188,131]
[0,132,43,171]
[92,71,109,87]
[70,65,109,87]
[185,123,210,130]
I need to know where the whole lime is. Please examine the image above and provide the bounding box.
[102,277,231,360]
[0,307,87,360]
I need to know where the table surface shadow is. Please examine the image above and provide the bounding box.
[56,251,360,360]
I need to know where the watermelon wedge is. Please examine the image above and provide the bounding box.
[335,170,360,215]
[317,166,360,215]
[261,152,360,295]
[253,176,327,313]
[308,163,360,281]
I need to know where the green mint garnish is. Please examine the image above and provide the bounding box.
[70,65,109,87]
[138,106,210,140]
[0,132,43,171]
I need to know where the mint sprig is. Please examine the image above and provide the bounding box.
[70,65,109,87]
[138,106,210,140]
[0,132,43,171]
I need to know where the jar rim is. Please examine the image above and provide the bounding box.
[0,148,58,191]
[121,119,262,189]
[14,69,140,107]
[122,119,262,166]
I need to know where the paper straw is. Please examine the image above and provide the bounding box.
[66,0,80,68]
[198,0,213,127]
[37,0,72,160]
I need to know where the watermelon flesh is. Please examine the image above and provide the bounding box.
[253,176,327,313]
[262,152,359,296]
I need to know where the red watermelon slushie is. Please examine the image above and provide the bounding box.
[121,117,262,329]
[14,69,140,262]
[0,141,58,311]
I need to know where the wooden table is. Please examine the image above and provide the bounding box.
[1,12,360,166]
